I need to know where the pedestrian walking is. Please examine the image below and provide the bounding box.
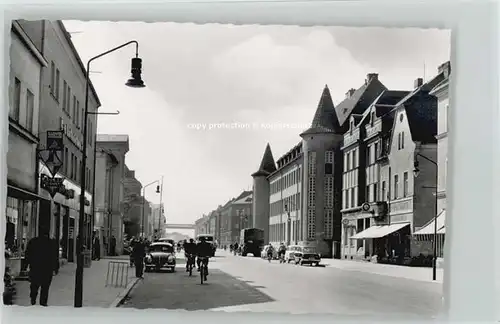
[25,225,58,306]
[132,238,146,278]
[110,235,117,256]
[92,231,101,261]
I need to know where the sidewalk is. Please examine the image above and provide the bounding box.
[14,257,137,308]
[320,258,443,283]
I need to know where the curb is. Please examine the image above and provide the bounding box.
[108,277,141,308]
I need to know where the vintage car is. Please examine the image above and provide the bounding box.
[293,246,321,266]
[284,245,303,263]
[144,242,176,272]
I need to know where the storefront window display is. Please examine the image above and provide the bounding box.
[5,197,35,257]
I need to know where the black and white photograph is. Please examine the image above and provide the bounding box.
[5,17,459,318]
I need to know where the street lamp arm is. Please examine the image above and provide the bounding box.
[87,40,139,68]
[416,152,437,166]
[87,110,120,115]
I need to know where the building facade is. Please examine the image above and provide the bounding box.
[252,74,386,258]
[267,144,302,247]
[344,72,446,264]
[26,20,100,262]
[219,191,253,246]
[6,21,46,276]
[122,166,143,239]
[95,134,129,255]
[150,203,166,239]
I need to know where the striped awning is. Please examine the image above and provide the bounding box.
[413,210,446,235]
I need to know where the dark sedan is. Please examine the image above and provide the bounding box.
[144,242,176,272]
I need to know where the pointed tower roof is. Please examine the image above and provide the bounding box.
[251,143,277,177]
[300,85,341,137]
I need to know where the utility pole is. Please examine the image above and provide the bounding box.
[157,176,164,239]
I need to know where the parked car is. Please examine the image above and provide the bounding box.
[293,246,321,266]
[158,238,176,246]
[144,242,176,272]
[284,245,302,263]
[261,245,278,260]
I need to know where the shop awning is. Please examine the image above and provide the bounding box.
[350,222,410,239]
[7,184,46,201]
[413,210,446,235]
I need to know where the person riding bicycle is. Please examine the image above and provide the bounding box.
[184,238,197,272]
[196,236,212,276]
[267,244,275,259]
[278,242,286,260]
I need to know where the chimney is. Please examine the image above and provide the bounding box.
[345,88,356,98]
[414,78,423,88]
[366,73,379,84]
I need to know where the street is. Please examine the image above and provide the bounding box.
[120,251,444,318]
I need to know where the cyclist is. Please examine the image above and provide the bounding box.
[267,244,275,261]
[278,242,286,262]
[184,238,197,272]
[196,236,212,277]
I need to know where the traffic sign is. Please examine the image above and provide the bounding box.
[40,174,65,199]
[46,130,64,151]
[38,149,63,178]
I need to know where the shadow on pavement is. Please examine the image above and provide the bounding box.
[121,268,274,311]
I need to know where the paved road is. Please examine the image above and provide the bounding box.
[121,251,444,318]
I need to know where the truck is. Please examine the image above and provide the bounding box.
[239,228,264,257]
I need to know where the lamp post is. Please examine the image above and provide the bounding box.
[75,40,145,308]
[284,204,291,246]
[156,176,164,239]
[141,180,160,238]
[413,152,438,281]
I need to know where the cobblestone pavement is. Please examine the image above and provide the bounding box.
[11,257,135,308]
[120,251,444,318]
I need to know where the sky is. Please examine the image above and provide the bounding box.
[62,21,450,227]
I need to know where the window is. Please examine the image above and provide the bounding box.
[373,183,378,201]
[371,111,375,126]
[403,172,409,197]
[366,185,370,202]
[350,121,354,134]
[366,146,371,165]
[10,78,21,121]
[67,86,71,115]
[398,133,401,150]
[62,81,67,111]
[401,131,405,149]
[25,89,34,131]
[394,175,399,199]
[50,61,55,94]
[55,69,60,100]
[381,181,386,201]
[70,153,74,179]
[346,152,350,171]
[81,107,84,130]
[350,187,355,207]
[73,96,77,123]
[64,148,69,175]
[353,149,357,168]
[374,142,379,160]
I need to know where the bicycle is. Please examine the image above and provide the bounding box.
[198,256,209,284]
[186,254,195,276]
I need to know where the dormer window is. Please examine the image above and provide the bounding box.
[350,120,354,134]
[371,111,375,126]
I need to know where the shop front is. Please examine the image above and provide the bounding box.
[38,163,92,264]
[5,185,42,278]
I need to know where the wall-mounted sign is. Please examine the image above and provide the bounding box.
[38,149,64,178]
[40,174,65,199]
[46,130,64,151]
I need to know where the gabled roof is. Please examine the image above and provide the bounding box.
[357,90,410,126]
[252,143,277,177]
[334,74,388,127]
[232,192,253,205]
[300,85,341,136]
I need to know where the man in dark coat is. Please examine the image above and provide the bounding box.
[25,225,58,306]
[110,236,117,256]
[92,231,101,260]
[131,238,146,278]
